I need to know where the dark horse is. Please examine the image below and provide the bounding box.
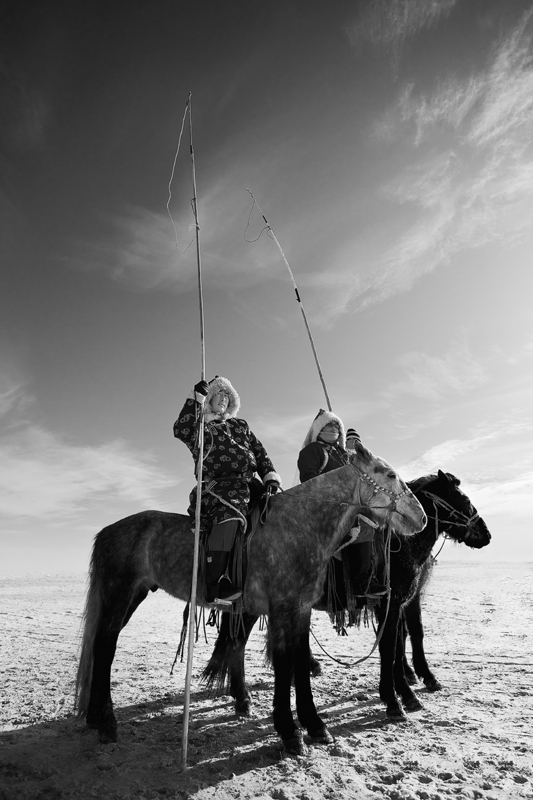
[204,470,491,722]
[75,445,426,754]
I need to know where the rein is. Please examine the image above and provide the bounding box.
[421,490,479,544]
[311,526,394,669]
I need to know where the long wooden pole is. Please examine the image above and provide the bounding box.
[246,189,332,412]
[181,92,205,769]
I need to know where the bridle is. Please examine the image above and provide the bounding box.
[349,462,417,528]
[421,489,480,544]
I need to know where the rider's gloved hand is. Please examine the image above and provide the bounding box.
[265,480,281,494]
[194,380,209,398]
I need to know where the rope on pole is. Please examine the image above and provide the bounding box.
[245,189,332,412]
[166,90,205,770]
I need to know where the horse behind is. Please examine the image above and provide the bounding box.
[207,471,491,723]
[75,444,426,754]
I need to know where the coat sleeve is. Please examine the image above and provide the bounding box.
[173,397,200,454]
[247,426,282,486]
[298,442,326,483]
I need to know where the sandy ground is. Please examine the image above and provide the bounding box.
[1,561,532,800]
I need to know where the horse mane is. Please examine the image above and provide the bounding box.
[408,471,461,495]
[407,473,438,493]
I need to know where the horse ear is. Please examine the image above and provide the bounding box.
[437,469,460,487]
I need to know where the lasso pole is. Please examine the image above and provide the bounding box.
[246,189,332,412]
[181,92,205,769]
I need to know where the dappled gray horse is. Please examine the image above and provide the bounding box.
[75,443,426,754]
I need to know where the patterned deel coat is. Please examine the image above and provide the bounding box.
[174,393,280,531]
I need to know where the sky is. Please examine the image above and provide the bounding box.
[1,0,532,574]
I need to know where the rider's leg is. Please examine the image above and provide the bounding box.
[351,535,387,597]
[206,519,241,602]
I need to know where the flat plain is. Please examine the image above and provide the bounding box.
[1,561,532,800]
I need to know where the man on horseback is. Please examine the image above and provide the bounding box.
[174,376,282,605]
[297,410,386,599]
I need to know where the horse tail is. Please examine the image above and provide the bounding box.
[201,612,233,694]
[74,544,102,717]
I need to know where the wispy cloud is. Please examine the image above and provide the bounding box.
[381,339,488,404]
[361,9,533,308]
[0,361,34,423]
[467,472,533,518]
[0,383,32,419]
[400,429,533,534]
[69,172,284,294]
[348,0,457,71]
[0,425,176,519]
[399,417,533,480]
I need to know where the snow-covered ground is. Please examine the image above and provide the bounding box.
[1,562,532,799]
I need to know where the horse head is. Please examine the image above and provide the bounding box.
[414,469,491,550]
[349,445,427,536]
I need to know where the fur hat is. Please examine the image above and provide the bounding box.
[204,376,240,421]
[300,408,346,451]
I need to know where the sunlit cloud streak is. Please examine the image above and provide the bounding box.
[467,472,533,518]
[399,417,533,480]
[68,186,284,294]
[359,9,533,308]
[347,0,457,71]
[381,340,488,403]
[0,425,176,519]
[0,384,32,419]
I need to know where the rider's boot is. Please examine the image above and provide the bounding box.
[205,551,241,604]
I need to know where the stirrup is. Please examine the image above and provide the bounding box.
[207,593,241,608]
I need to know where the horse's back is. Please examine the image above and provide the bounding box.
[92,510,195,602]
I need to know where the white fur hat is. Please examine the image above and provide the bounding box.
[205,376,240,420]
[300,408,346,450]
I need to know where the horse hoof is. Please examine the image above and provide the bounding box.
[308,726,334,745]
[283,732,306,756]
[404,698,423,712]
[235,699,252,717]
[406,675,418,686]
[425,679,443,692]
[98,721,118,743]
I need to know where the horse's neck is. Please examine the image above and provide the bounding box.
[410,491,440,563]
[302,466,362,552]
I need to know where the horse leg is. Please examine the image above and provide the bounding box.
[377,599,406,720]
[294,611,333,746]
[309,647,322,677]
[405,594,442,691]
[202,611,259,716]
[392,608,423,713]
[268,603,304,755]
[399,611,417,685]
[87,585,147,742]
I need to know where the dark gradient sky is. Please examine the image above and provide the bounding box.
[1,0,532,571]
